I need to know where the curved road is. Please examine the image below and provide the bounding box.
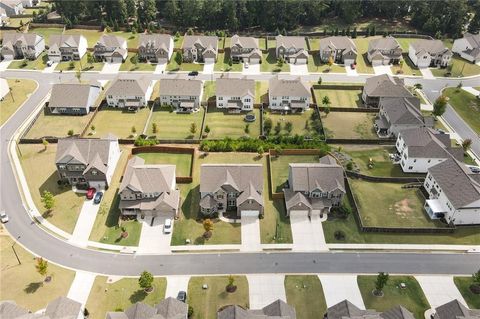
[1,70,479,276]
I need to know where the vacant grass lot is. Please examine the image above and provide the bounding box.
[285,275,327,319]
[204,107,261,139]
[25,108,94,138]
[307,55,346,73]
[358,276,430,319]
[119,53,156,71]
[392,54,418,76]
[255,81,269,104]
[443,88,480,134]
[322,112,377,139]
[1,79,37,126]
[264,109,317,137]
[261,49,289,72]
[8,52,48,70]
[146,106,204,139]
[86,276,166,319]
[431,56,480,78]
[214,52,243,72]
[188,276,249,319]
[270,154,320,192]
[353,38,375,74]
[313,88,363,107]
[137,152,192,177]
[453,277,480,309]
[92,107,150,139]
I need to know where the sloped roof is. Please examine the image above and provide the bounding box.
[0,301,31,319]
[56,135,118,169]
[106,78,152,97]
[269,76,310,97]
[434,299,480,319]
[327,300,376,319]
[231,34,259,49]
[44,297,82,319]
[399,127,462,160]
[217,299,296,319]
[2,32,43,47]
[138,34,172,50]
[411,39,451,55]
[49,83,101,109]
[368,37,401,53]
[320,36,357,53]
[381,306,415,319]
[120,156,175,194]
[96,35,126,47]
[183,35,218,51]
[380,97,425,126]
[284,188,313,211]
[200,164,263,195]
[216,77,255,98]
[155,297,188,319]
[261,299,296,318]
[159,79,202,96]
[49,34,84,48]
[276,35,306,50]
[364,74,412,98]
[464,32,480,48]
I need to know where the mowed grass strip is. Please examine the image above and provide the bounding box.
[25,108,94,138]
[92,107,151,139]
[146,106,204,139]
[261,49,289,72]
[204,107,260,139]
[443,88,480,134]
[322,112,377,139]
[1,79,37,126]
[119,53,156,71]
[255,81,269,104]
[137,152,192,177]
[285,275,327,319]
[307,54,346,73]
[353,37,376,74]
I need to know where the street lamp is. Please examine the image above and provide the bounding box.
[12,236,21,265]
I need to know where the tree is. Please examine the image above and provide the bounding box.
[204,125,210,134]
[274,122,282,135]
[257,146,264,158]
[226,275,236,291]
[462,139,472,152]
[138,271,154,291]
[244,124,250,134]
[317,76,322,85]
[322,96,331,107]
[42,138,49,151]
[175,51,183,65]
[91,125,96,132]
[472,269,480,285]
[374,272,389,295]
[327,55,334,70]
[456,82,463,92]
[41,190,55,212]
[35,257,48,278]
[203,218,214,238]
[152,122,158,134]
[190,122,197,135]
[352,27,357,39]
[433,95,447,117]
[131,54,139,70]
[75,69,82,82]
[285,121,293,134]
[67,129,74,136]
[125,0,137,18]
[264,118,272,135]
[324,106,330,117]
[131,126,137,134]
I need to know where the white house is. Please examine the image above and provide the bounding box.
[268,76,310,112]
[0,78,9,101]
[159,79,203,113]
[408,39,452,68]
[452,33,480,63]
[0,0,24,17]
[216,77,255,112]
[106,78,154,110]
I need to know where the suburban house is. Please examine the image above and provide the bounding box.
[0,32,45,60]
[55,135,121,190]
[452,32,480,63]
[137,34,174,63]
[48,83,101,115]
[275,35,308,64]
[362,74,413,107]
[216,77,255,112]
[106,78,154,109]
[0,297,82,319]
[48,34,88,62]
[0,78,9,100]
[230,34,262,64]
[0,0,24,17]
[106,298,188,319]
[93,35,128,63]
[319,36,358,65]
[424,158,480,225]
[159,78,203,112]
[199,164,264,218]
[217,299,296,319]
[283,155,345,217]
[374,97,433,138]
[118,156,180,220]
[396,127,463,173]
[182,35,218,63]
[268,76,311,112]
[408,39,452,68]
[0,8,9,26]
[433,300,480,319]
[326,300,415,319]
[367,36,403,65]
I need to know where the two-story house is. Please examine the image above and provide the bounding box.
[48,34,88,62]
[182,35,218,63]
[106,298,188,319]
[367,36,402,65]
[93,35,127,63]
[55,135,121,190]
[118,156,180,220]
[159,78,203,113]
[275,35,308,64]
[1,32,45,60]
[408,39,452,68]
[283,155,345,217]
[137,34,174,63]
[396,127,463,173]
[452,32,480,63]
[230,34,262,64]
[48,83,101,115]
[424,158,480,225]
[268,76,311,112]
[106,78,154,110]
[199,164,264,218]
[216,77,255,112]
[362,74,413,107]
[319,36,357,65]
[0,0,24,17]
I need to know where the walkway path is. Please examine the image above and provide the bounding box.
[165,275,190,298]
[69,200,101,247]
[318,274,365,309]
[154,63,167,74]
[0,60,12,71]
[67,271,96,306]
[415,275,468,308]
[241,216,261,252]
[291,214,328,252]
[346,66,359,76]
[247,274,286,309]
[203,61,214,74]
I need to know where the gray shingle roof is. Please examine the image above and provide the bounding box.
[155,297,188,319]
[44,297,82,319]
[434,299,480,319]
[183,35,218,51]
[320,36,357,53]
[106,78,152,97]
[2,32,43,47]
[49,34,84,48]
[138,34,172,50]
[217,299,296,319]
[276,35,306,50]
[399,127,462,160]
[364,74,412,99]
[231,35,259,49]
[49,83,101,109]
[269,76,310,97]
[368,37,401,53]
[380,97,425,126]
[0,301,31,319]
[464,33,480,49]
[216,78,255,97]
[107,299,188,319]
[380,306,415,319]
[327,300,375,319]
[159,79,202,97]
[97,35,126,48]
[411,39,451,55]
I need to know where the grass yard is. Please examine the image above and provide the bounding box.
[92,107,150,139]
[258,37,267,50]
[431,56,480,78]
[353,38,376,74]
[136,152,192,177]
[188,276,249,319]
[0,236,75,311]
[358,276,430,319]
[173,36,184,48]
[307,38,320,50]
[18,144,85,234]
[204,107,261,139]
[110,31,140,48]
[453,277,480,309]
[146,106,204,139]
[270,154,321,192]
[255,81,269,104]
[349,179,442,228]
[63,29,103,47]
[322,112,377,139]
[25,108,94,138]
[203,81,216,102]
[267,39,276,49]
[443,88,480,134]
[261,197,293,244]
[119,53,156,71]
[285,275,327,319]
[214,52,243,72]
[29,27,63,43]
[307,54,346,73]
[313,88,363,108]
[396,37,417,51]
[55,54,104,71]
[261,49,289,72]
[86,276,166,319]
[1,79,37,126]
[391,54,418,76]
[8,52,48,70]
[264,109,319,137]
[166,56,204,72]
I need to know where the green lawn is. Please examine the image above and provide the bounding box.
[173,36,184,48]
[396,37,417,51]
[307,38,320,50]
[8,52,48,70]
[1,79,37,126]
[313,88,363,107]
[86,276,166,319]
[92,107,151,139]
[203,81,216,102]
[322,112,377,139]
[307,54,346,73]
[353,38,376,74]
[261,49,289,72]
[188,276,249,319]
[146,106,204,139]
[110,31,140,48]
[214,52,243,72]
[255,81,269,104]
[204,107,261,139]
[431,56,480,78]
[264,109,319,137]
[136,152,193,177]
[285,275,327,319]
[55,54,104,71]
[443,88,480,134]
[392,54,418,76]
[453,277,480,309]
[358,276,430,319]
[270,154,320,192]
[267,39,276,49]
[261,196,292,244]
[166,55,204,72]
[29,27,63,44]
[63,29,104,47]
[258,37,267,50]
[25,108,94,138]
[119,53,156,71]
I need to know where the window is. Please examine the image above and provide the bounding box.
[59,164,66,170]
[408,166,413,170]
[91,170,98,175]
[217,194,224,200]
[219,97,223,100]
[228,199,236,206]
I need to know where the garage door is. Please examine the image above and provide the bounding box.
[241,210,259,217]
[372,59,383,66]
[289,209,309,217]
[250,58,260,64]
[204,58,215,64]
[344,59,354,66]
[296,58,307,65]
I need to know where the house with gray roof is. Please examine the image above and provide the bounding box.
[230,34,262,64]
[283,155,345,217]
[106,298,188,319]
[396,127,463,173]
[374,97,433,138]
[182,35,218,63]
[48,34,88,62]
[268,76,311,112]
[276,35,308,64]
[0,297,82,319]
[119,156,180,219]
[367,36,402,66]
[216,77,255,112]
[326,300,415,319]
[93,35,127,63]
[362,74,413,107]
[0,32,45,60]
[218,299,296,319]
[408,39,452,68]
[138,34,174,63]
[319,36,357,65]
[48,83,101,115]
[433,300,480,319]
[200,164,264,218]
[424,158,480,224]
[453,33,480,63]
[55,135,121,190]
[0,0,24,17]
[159,78,203,113]
[106,78,154,109]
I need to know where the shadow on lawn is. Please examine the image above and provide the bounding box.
[38,172,72,198]
[24,282,43,294]
[181,185,200,220]
[104,190,121,228]
[129,290,147,303]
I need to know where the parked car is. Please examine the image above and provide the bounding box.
[0,211,9,223]
[244,62,249,69]
[177,291,187,302]
[163,218,172,234]
[94,191,104,204]
[86,188,96,200]
[350,63,356,70]
[188,71,199,76]
[46,60,53,67]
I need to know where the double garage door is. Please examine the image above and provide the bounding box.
[289,209,310,218]
[241,210,260,217]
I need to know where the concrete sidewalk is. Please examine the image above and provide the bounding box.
[462,87,480,97]
[69,199,101,247]
[319,274,365,309]
[165,275,190,298]
[67,271,96,306]
[154,63,167,74]
[415,275,468,308]
[0,60,12,71]
[247,274,286,309]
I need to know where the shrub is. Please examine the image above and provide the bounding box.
[134,137,158,146]
[334,230,346,240]
[346,161,354,170]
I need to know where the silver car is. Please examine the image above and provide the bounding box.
[0,211,9,223]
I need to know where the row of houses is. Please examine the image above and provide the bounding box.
[0,0,40,18]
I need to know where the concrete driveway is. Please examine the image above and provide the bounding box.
[242,63,260,75]
[154,62,167,74]
[67,271,96,305]
[241,216,261,252]
[373,65,393,75]
[247,274,286,309]
[420,68,435,79]
[0,60,12,71]
[289,63,309,75]
[69,198,101,247]
[203,61,214,74]
[43,63,58,73]
[345,66,359,76]
[101,62,122,74]
[415,275,467,308]
[318,274,365,309]
[138,216,172,254]
[165,275,190,298]
[290,213,327,251]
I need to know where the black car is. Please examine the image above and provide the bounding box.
[93,191,104,204]
[177,291,187,302]
[188,71,199,76]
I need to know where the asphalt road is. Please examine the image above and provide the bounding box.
[1,70,479,276]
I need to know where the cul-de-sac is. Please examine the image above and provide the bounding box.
[0,1,479,319]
